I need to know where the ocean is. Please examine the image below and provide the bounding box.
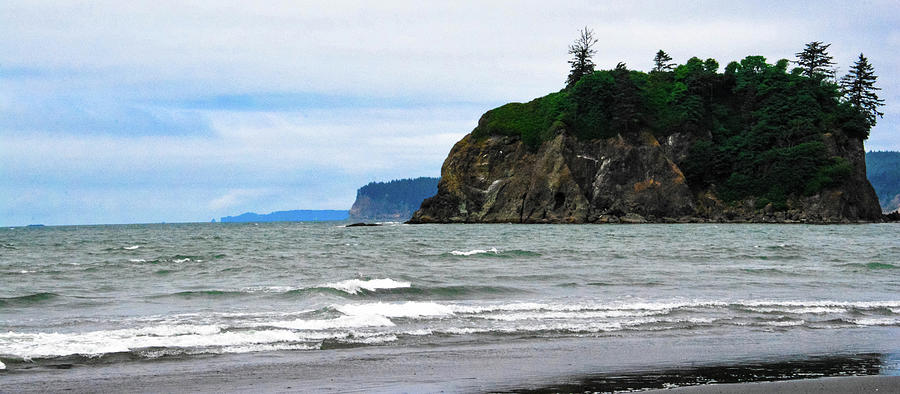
[2,222,899,392]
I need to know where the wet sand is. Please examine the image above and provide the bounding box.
[645,375,899,393]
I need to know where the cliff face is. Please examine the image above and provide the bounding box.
[410,128,882,224]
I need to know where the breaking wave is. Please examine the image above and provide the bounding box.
[1,298,898,365]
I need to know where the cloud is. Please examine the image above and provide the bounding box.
[1,0,899,225]
[208,189,271,211]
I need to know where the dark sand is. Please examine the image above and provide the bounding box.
[2,328,898,393]
[645,375,899,393]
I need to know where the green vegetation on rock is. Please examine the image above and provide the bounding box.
[471,49,879,208]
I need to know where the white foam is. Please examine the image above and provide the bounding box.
[451,248,499,256]
[762,320,805,327]
[0,325,313,360]
[240,286,297,293]
[128,259,146,263]
[745,306,845,314]
[449,301,716,314]
[337,301,456,318]
[172,258,191,263]
[123,245,140,250]
[185,343,318,356]
[403,329,433,336]
[18,270,34,274]
[852,318,900,326]
[259,314,395,330]
[0,360,5,370]
[321,278,411,294]
[474,310,660,322]
[740,300,900,309]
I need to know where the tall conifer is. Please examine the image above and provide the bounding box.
[795,41,835,80]
[652,50,675,72]
[841,53,884,127]
[566,27,598,88]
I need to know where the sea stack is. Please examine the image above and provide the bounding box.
[411,58,883,224]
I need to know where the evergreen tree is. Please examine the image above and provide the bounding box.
[795,41,835,80]
[652,50,675,72]
[841,53,884,127]
[566,27,598,88]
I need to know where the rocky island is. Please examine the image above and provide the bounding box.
[411,47,886,224]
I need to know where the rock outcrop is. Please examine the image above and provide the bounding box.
[410,128,883,224]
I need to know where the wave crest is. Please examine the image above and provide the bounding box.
[320,278,411,294]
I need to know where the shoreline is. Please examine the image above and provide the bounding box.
[3,328,898,393]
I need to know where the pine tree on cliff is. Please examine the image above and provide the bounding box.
[841,53,884,127]
[652,50,675,72]
[566,27,598,88]
[795,41,835,80]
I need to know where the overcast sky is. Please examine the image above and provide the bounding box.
[2,1,898,226]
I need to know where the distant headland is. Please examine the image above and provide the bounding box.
[349,177,439,222]
[218,210,348,223]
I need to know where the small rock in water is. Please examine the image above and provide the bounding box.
[346,222,380,227]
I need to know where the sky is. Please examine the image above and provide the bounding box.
[2,1,899,226]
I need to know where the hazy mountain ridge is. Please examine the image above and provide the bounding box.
[866,151,900,213]
[219,210,348,223]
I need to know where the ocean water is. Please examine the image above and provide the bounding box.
[1,222,899,383]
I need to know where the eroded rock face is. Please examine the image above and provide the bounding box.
[410,130,883,224]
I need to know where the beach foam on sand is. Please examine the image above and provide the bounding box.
[646,375,899,393]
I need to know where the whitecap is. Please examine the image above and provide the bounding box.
[320,278,411,294]
[0,360,5,370]
[240,286,297,293]
[337,301,456,318]
[128,259,146,263]
[451,248,499,256]
[403,329,433,336]
[740,300,900,309]
[123,245,140,250]
[762,320,805,327]
[172,258,191,263]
